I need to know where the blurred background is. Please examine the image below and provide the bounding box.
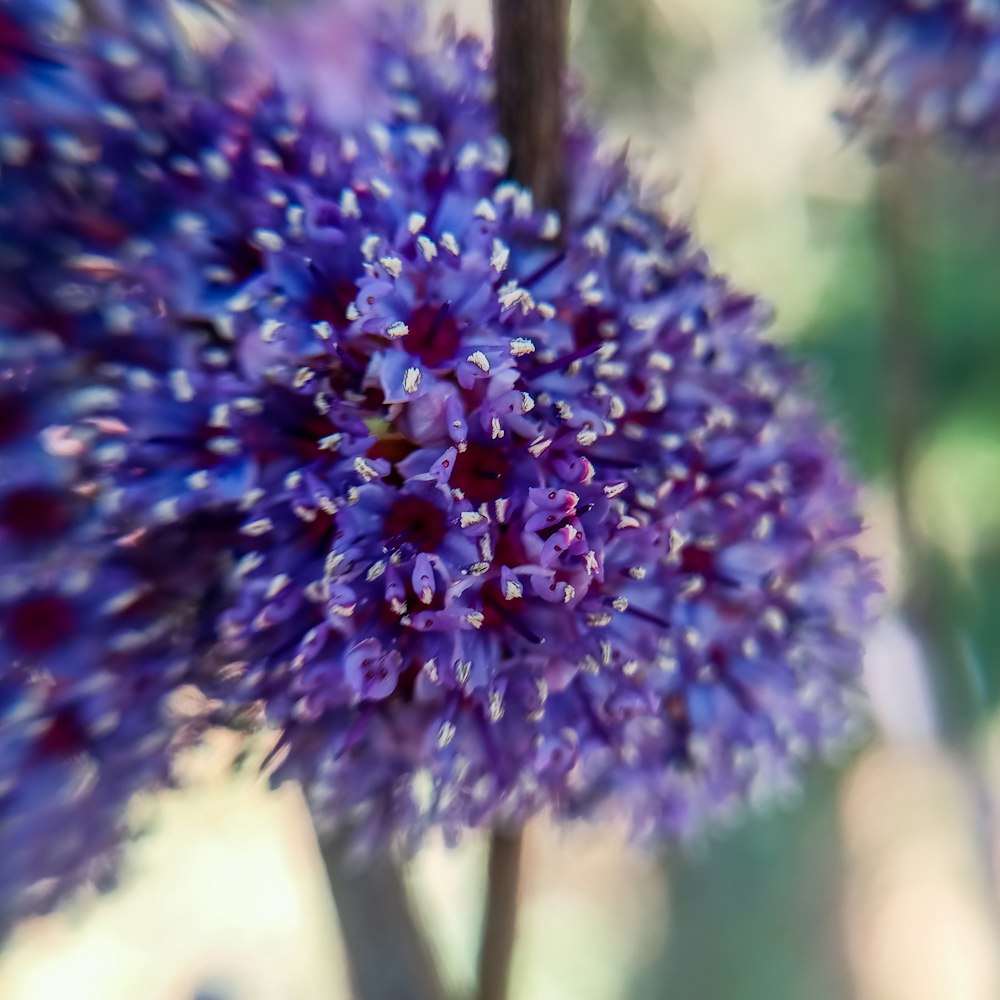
[3,0,1000,997]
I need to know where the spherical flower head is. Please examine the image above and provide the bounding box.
[783,0,1000,146]
[90,21,878,849]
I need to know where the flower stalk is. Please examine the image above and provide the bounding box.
[321,831,450,1000]
[492,0,570,218]
[477,828,524,1000]
[477,4,570,1000]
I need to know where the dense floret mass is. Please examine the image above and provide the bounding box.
[784,0,1000,145]
[86,18,876,844]
[0,0,876,922]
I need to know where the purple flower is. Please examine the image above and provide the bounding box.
[0,0,258,927]
[783,0,1000,145]
[1,0,878,915]
[0,362,219,929]
[89,22,878,847]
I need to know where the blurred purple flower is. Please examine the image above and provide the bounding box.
[239,0,399,129]
[784,0,1000,146]
[0,0,254,928]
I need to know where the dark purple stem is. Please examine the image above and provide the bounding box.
[476,6,570,1000]
[476,827,524,1000]
[492,0,570,219]
[321,830,450,1000]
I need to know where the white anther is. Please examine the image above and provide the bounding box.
[242,517,273,537]
[417,235,438,261]
[403,367,422,394]
[379,256,403,278]
[467,351,490,372]
[490,239,510,273]
[353,457,381,482]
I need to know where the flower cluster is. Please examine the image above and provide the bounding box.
[0,0,252,929]
[1,0,876,925]
[783,0,1000,145]
[87,16,876,845]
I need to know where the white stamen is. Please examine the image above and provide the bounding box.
[353,457,381,482]
[474,198,497,221]
[417,235,438,261]
[379,256,403,278]
[242,517,273,537]
[490,239,510,273]
[261,319,283,342]
[403,367,422,394]
[489,690,504,722]
[168,369,195,402]
[252,229,284,253]
[467,351,490,372]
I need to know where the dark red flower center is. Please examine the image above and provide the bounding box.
[451,442,511,504]
[0,13,30,78]
[0,486,73,542]
[0,390,30,446]
[37,708,88,758]
[405,303,461,368]
[309,279,359,332]
[383,495,448,553]
[6,592,78,656]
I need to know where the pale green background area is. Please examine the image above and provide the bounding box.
[4,1,1000,997]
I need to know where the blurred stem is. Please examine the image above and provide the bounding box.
[875,150,1000,902]
[874,156,929,605]
[492,0,570,217]
[875,152,972,739]
[321,831,449,1000]
[476,829,523,1000]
